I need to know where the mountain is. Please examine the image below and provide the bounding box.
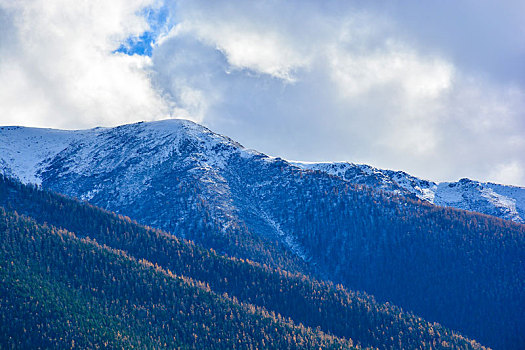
[0,175,486,350]
[1,119,524,349]
[293,161,525,223]
[2,121,524,225]
[0,121,310,274]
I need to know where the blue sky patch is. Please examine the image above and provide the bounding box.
[115,31,155,56]
[114,5,170,56]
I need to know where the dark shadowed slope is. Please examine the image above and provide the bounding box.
[0,176,486,350]
[0,208,354,349]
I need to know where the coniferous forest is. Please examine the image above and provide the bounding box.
[0,208,353,349]
[0,175,491,349]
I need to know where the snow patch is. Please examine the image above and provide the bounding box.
[0,126,95,184]
[291,159,525,223]
[260,210,308,261]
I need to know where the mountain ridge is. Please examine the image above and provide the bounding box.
[293,161,525,223]
[2,119,524,224]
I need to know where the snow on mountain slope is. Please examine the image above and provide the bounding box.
[2,120,250,203]
[293,161,525,223]
[2,119,524,226]
[0,126,95,184]
[0,119,312,273]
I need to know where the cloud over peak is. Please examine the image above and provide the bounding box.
[1,0,524,186]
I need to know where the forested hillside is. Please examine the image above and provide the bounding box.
[0,175,485,349]
[0,208,352,349]
[227,157,525,350]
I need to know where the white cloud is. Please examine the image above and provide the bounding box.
[162,0,315,82]
[183,23,309,82]
[327,42,453,100]
[0,0,171,129]
[151,1,525,186]
[1,0,524,186]
[489,162,524,186]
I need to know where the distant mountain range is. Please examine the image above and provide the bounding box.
[293,161,525,223]
[1,119,524,349]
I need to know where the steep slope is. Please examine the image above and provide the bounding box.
[0,126,92,185]
[0,207,353,349]
[293,161,525,223]
[0,176,486,350]
[1,120,524,349]
[0,121,310,274]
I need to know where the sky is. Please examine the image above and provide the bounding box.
[1,0,524,186]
